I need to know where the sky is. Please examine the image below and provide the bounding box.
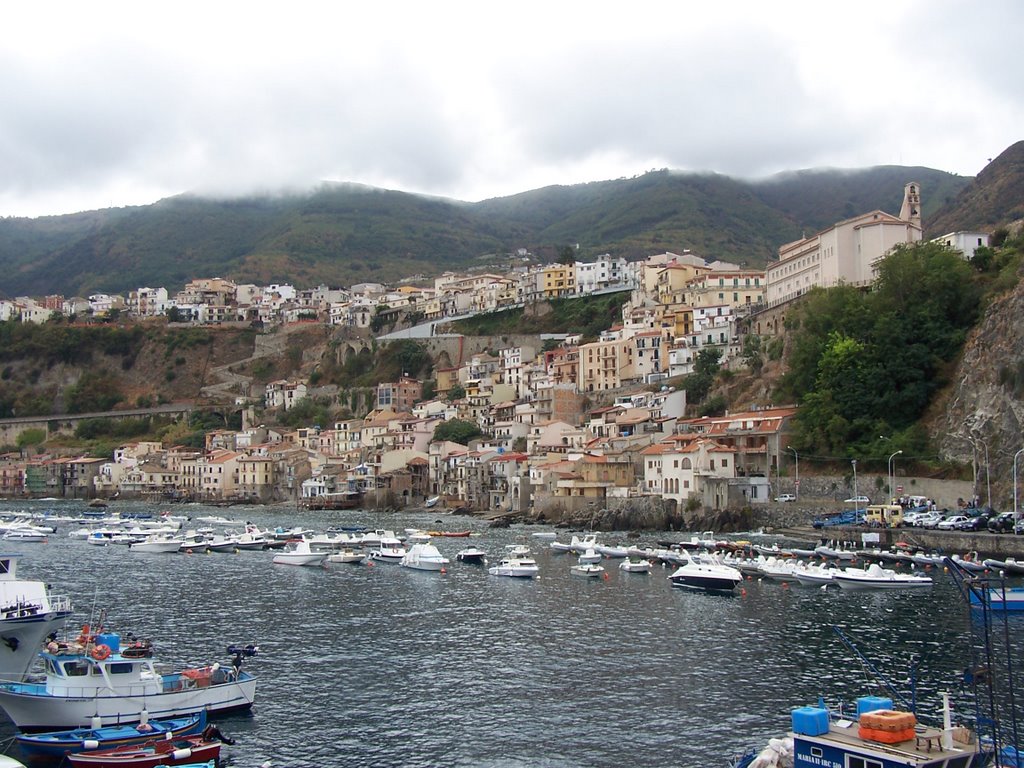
[2,0,1021,218]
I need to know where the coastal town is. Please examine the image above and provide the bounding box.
[0,184,993,516]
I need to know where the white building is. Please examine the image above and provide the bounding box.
[766,182,923,307]
[931,231,990,261]
[575,254,629,294]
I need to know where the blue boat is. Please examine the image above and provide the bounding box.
[967,586,1024,612]
[17,710,206,757]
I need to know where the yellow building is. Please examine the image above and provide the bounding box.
[578,337,636,392]
[684,270,766,310]
[542,264,576,298]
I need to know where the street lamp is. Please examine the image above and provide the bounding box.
[1014,446,1024,519]
[970,435,992,509]
[851,459,858,509]
[787,446,799,499]
[888,450,903,503]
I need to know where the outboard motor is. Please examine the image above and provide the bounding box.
[227,643,258,671]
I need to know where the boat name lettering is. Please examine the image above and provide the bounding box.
[795,756,841,768]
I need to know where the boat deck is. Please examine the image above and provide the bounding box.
[797,719,978,767]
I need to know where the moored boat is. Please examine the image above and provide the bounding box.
[488,557,539,578]
[968,586,1024,612]
[400,543,450,572]
[668,560,743,592]
[619,559,652,574]
[0,553,73,681]
[0,631,258,730]
[455,546,487,564]
[17,711,206,758]
[326,549,366,564]
[570,563,606,578]
[832,563,932,590]
[67,735,222,768]
[271,539,326,567]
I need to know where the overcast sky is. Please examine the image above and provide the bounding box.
[2,0,1021,218]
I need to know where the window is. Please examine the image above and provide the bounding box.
[846,758,883,768]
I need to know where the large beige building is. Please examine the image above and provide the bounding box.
[766,182,922,307]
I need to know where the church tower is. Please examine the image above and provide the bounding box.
[899,182,922,229]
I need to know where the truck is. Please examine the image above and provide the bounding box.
[864,504,904,527]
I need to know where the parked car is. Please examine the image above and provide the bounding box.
[775,493,797,503]
[844,495,870,504]
[916,511,943,529]
[989,512,1017,533]
[902,511,924,526]
[1016,518,1024,535]
[957,512,993,531]
[938,515,970,530]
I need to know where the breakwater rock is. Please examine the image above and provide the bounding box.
[530,497,767,533]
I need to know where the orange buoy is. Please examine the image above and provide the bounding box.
[91,644,111,661]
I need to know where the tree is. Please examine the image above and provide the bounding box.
[558,245,576,265]
[432,419,482,445]
[447,384,465,402]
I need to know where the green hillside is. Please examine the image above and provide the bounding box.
[0,165,977,298]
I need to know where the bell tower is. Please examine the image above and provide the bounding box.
[899,182,922,229]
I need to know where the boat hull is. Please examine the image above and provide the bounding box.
[67,736,221,767]
[0,674,257,730]
[832,576,932,590]
[669,574,740,592]
[969,587,1024,611]
[0,611,72,682]
[17,712,205,757]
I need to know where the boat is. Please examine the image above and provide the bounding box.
[577,548,602,565]
[548,540,572,553]
[0,631,258,729]
[404,529,432,544]
[368,534,406,563]
[968,586,1024,612]
[910,551,945,567]
[831,563,933,590]
[488,558,539,578]
[272,539,327,567]
[619,559,652,574]
[568,534,598,554]
[570,563,606,578]
[790,562,836,587]
[400,543,450,572]
[668,560,743,592]
[594,544,629,558]
[455,546,487,564]
[949,553,987,573]
[982,557,1024,576]
[424,495,441,508]
[1,530,48,543]
[17,710,206,758]
[326,549,366,564]
[128,534,184,554]
[757,557,801,583]
[0,553,73,681]
[530,531,557,539]
[427,530,472,538]
[67,736,222,768]
[505,544,531,557]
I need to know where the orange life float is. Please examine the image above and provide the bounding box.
[91,643,111,661]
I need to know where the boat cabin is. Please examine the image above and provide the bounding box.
[791,699,977,768]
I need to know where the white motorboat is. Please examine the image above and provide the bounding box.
[488,557,539,578]
[326,549,366,564]
[595,544,629,558]
[619,559,652,574]
[369,535,406,563]
[910,551,944,567]
[0,555,72,681]
[505,544,531,557]
[1,530,48,543]
[404,530,432,545]
[791,562,836,586]
[0,631,257,729]
[357,529,395,549]
[832,563,933,590]
[549,540,572,553]
[570,563,606,578]
[272,539,327,567]
[424,495,441,508]
[568,534,598,554]
[195,516,243,527]
[949,553,987,573]
[400,543,450,572]
[530,531,557,539]
[757,556,801,583]
[456,546,487,564]
[230,525,274,551]
[577,548,602,565]
[128,534,184,554]
[668,560,743,592]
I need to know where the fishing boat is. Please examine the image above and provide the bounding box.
[0,554,73,681]
[0,631,258,730]
[271,539,326,567]
[967,586,1024,612]
[368,534,406,563]
[668,560,743,592]
[831,563,933,590]
[67,737,222,768]
[17,711,206,758]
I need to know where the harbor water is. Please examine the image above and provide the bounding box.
[1,499,1020,767]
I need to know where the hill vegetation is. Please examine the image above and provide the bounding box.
[926,141,1024,236]
[0,165,972,298]
[445,291,632,340]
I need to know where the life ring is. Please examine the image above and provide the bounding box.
[91,644,111,661]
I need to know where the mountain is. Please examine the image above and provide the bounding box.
[925,141,1024,236]
[0,163,981,298]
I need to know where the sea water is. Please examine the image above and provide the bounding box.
[1,499,1019,767]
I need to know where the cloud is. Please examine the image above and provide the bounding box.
[1,0,1022,216]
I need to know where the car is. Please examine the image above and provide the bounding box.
[1016,518,1024,535]
[844,495,870,504]
[916,511,943,528]
[988,512,1016,533]
[902,511,924,526]
[775,493,797,503]
[957,513,991,531]
[937,515,970,530]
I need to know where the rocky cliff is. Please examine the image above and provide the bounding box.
[935,254,1024,510]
